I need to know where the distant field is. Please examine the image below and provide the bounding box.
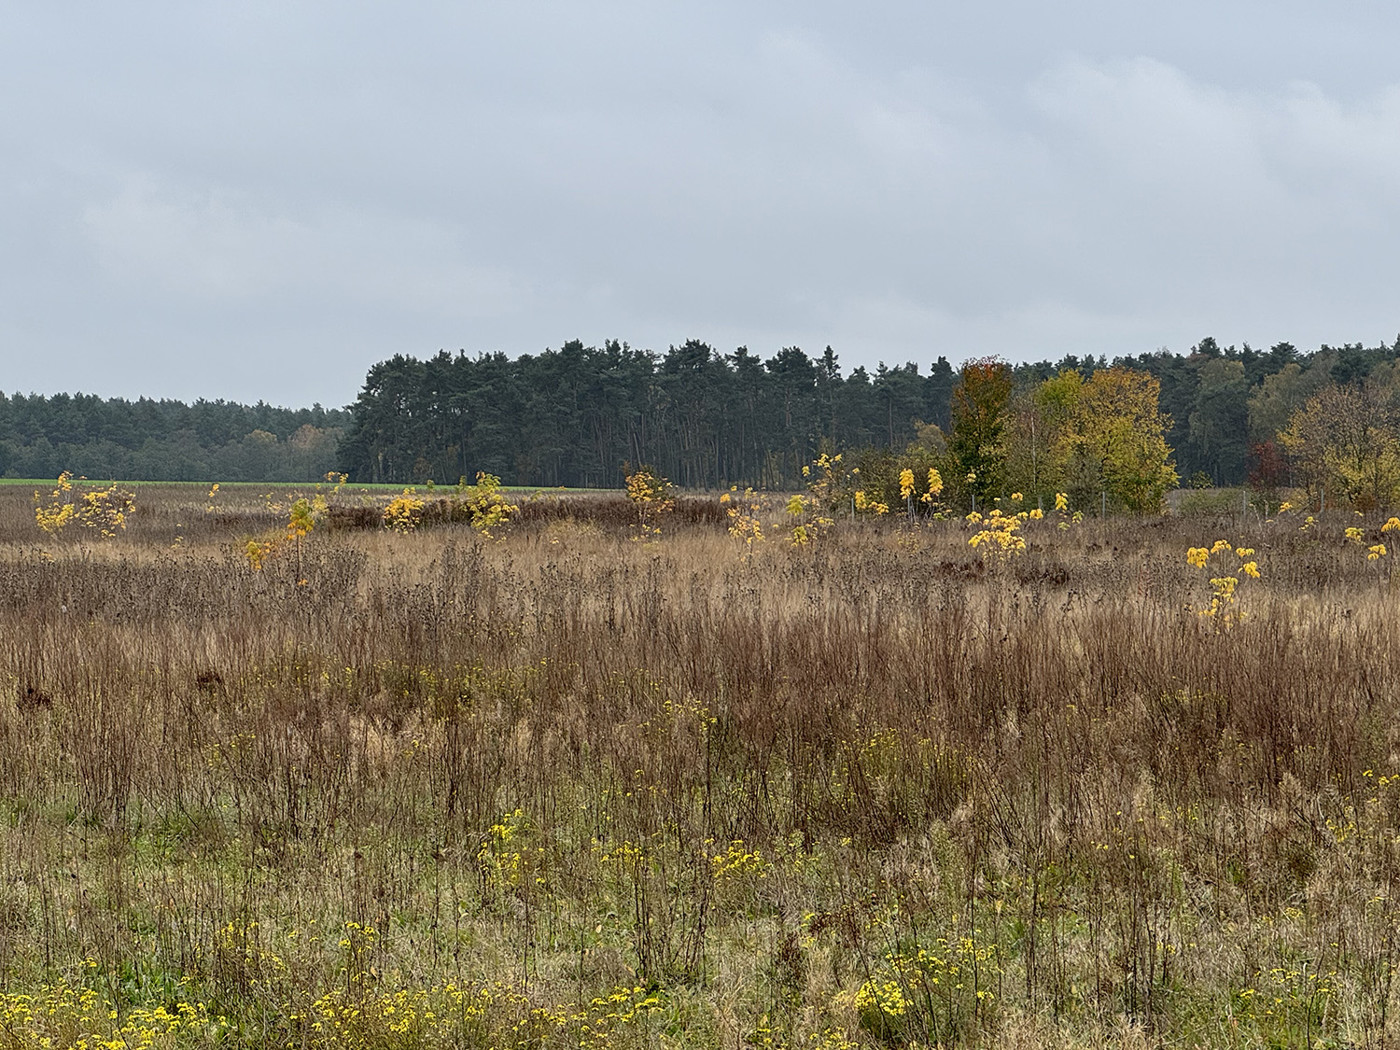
[0,477,601,494]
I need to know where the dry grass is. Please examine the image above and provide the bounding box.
[0,483,1397,1048]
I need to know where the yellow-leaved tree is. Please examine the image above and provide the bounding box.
[1057,368,1178,513]
[1277,383,1400,511]
[625,466,673,541]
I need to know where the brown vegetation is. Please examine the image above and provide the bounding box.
[0,484,1397,1047]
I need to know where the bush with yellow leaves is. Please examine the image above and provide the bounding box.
[721,486,766,553]
[624,466,673,542]
[786,492,834,546]
[457,472,519,537]
[968,507,1028,560]
[383,487,427,533]
[33,471,136,539]
[244,472,346,573]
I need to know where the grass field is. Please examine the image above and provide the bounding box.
[0,480,1396,1048]
[0,477,582,494]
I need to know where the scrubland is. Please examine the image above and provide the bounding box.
[1,484,1399,1048]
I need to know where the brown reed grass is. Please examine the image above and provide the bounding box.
[0,484,1396,1047]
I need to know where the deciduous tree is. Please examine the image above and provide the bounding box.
[1060,368,1177,513]
[1278,383,1400,510]
[949,357,1013,506]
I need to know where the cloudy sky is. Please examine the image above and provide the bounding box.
[3,2,1398,408]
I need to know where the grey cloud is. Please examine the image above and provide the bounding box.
[1,4,1398,406]
[83,177,528,317]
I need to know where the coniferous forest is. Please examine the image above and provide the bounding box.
[6,334,1400,503]
[334,335,1400,501]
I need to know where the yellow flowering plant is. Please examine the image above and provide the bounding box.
[851,933,1001,1044]
[1186,539,1261,625]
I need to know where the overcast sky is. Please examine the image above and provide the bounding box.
[3,2,1398,408]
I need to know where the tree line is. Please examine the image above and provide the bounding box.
[339,335,1400,504]
[337,341,957,489]
[0,394,347,482]
[8,332,1400,507]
